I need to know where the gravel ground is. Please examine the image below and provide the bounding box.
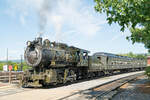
[112,76,150,100]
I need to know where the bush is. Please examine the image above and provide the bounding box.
[0,63,4,71]
[145,66,150,78]
[0,62,31,71]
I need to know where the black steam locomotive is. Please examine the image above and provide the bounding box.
[21,37,146,87]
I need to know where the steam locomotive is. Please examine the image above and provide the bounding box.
[21,37,147,87]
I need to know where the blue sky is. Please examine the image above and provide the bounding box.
[0,0,147,60]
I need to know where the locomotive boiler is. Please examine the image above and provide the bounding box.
[21,37,146,87]
[25,37,52,67]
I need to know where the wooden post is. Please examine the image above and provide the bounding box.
[9,70,11,84]
[21,55,23,71]
[7,48,8,82]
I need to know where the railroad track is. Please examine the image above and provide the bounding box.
[59,73,143,100]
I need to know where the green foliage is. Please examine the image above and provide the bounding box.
[22,62,32,71]
[145,66,150,78]
[0,63,4,71]
[127,26,150,51]
[0,61,31,71]
[94,0,150,51]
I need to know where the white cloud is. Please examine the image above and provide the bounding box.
[6,0,106,41]
[110,29,131,42]
[20,15,26,25]
[57,0,106,36]
[0,49,23,61]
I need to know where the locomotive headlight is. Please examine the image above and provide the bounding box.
[27,41,31,46]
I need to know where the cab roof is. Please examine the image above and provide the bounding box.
[93,52,143,60]
[69,46,90,53]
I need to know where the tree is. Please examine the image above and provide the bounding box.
[94,0,150,51]
[0,63,4,71]
[0,61,31,71]
[18,62,31,71]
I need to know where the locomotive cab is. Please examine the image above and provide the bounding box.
[77,49,90,67]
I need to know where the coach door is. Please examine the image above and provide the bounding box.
[99,56,108,69]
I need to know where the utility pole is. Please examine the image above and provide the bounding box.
[7,48,11,84]
[21,55,23,71]
[6,48,8,66]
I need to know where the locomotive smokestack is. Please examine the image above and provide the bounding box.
[37,32,43,45]
[37,37,42,45]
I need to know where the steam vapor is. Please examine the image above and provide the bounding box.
[38,0,55,37]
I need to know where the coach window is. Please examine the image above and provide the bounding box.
[111,61,113,65]
[76,51,80,61]
[83,52,88,60]
[51,43,54,48]
[120,62,123,65]
[97,56,101,62]
[106,57,109,64]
